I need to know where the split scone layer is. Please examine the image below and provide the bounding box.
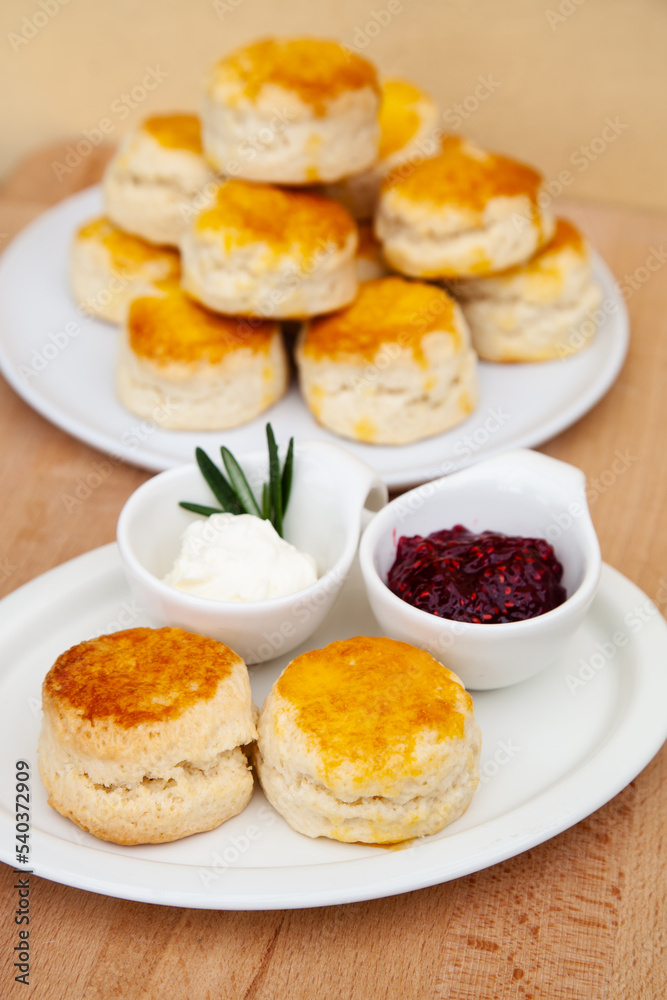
[70,216,181,323]
[254,636,481,844]
[202,37,381,184]
[103,113,214,247]
[296,276,478,445]
[117,280,287,430]
[449,217,603,361]
[181,179,359,318]
[38,627,257,845]
[376,135,555,278]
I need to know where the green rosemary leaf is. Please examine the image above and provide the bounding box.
[220,447,262,517]
[179,502,225,517]
[195,447,242,513]
[262,482,270,520]
[266,423,283,537]
[281,437,294,517]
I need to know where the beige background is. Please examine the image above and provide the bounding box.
[0,0,665,211]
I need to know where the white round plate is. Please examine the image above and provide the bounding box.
[0,187,629,488]
[0,544,665,910]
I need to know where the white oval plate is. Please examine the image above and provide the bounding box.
[0,544,665,909]
[0,187,629,488]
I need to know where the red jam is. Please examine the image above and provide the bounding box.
[387,525,566,624]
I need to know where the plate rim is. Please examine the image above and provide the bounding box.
[0,543,665,909]
[0,185,630,488]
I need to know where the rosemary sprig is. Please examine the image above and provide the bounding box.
[179,502,227,517]
[195,447,243,514]
[281,436,294,513]
[179,424,295,537]
[266,423,283,538]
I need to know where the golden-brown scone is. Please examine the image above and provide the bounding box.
[448,218,604,361]
[202,37,381,184]
[116,279,288,429]
[181,180,358,318]
[70,216,181,323]
[103,113,215,247]
[325,78,440,219]
[376,135,555,278]
[254,636,481,844]
[38,627,257,845]
[296,276,478,445]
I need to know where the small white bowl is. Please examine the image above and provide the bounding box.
[359,449,601,690]
[117,440,387,664]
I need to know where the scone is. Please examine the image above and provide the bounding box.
[296,276,478,445]
[181,180,358,318]
[38,627,257,845]
[449,217,603,361]
[254,635,481,844]
[325,77,440,219]
[202,37,381,184]
[70,216,180,323]
[103,113,214,247]
[116,279,288,429]
[376,135,555,278]
[355,222,390,283]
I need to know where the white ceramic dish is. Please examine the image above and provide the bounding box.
[359,449,601,689]
[0,186,629,488]
[0,543,665,910]
[117,440,387,663]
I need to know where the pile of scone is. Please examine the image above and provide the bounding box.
[70,36,603,445]
[38,628,481,846]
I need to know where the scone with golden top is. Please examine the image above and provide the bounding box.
[254,636,481,844]
[296,276,478,445]
[376,135,555,278]
[38,627,257,845]
[449,217,603,361]
[103,113,215,247]
[202,37,381,184]
[70,216,181,323]
[116,279,288,429]
[325,78,441,219]
[181,179,358,318]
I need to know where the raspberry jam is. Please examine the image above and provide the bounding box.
[387,525,566,624]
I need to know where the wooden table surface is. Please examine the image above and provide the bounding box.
[0,145,665,1000]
